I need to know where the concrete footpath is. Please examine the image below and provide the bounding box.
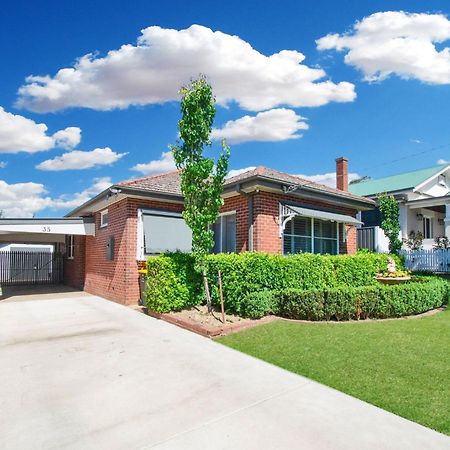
[0,290,449,450]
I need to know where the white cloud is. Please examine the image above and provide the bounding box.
[317,11,450,84]
[0,177,111,217]
[131,151,176,175]
[49,177,112,210]
[0,161,6,168]
[438,158,449,164]
[227,166,257,178]
[36,147,127,171]
[295,171,361,188]
[53,127,82,149]
[17,24,355,113]
[0,106,81,153]
[211,109,308,144]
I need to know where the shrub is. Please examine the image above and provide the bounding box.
[145,253,202,313]
[240,291,275,319]
[273,277,448,321]
[205,252,402,313]
[144,251,403,314]
[277,289,325,321]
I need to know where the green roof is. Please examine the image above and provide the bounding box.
[349,164,448,197]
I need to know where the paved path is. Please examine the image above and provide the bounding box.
[1,290,449,450]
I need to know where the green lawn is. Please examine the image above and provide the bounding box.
[218,308,450,435]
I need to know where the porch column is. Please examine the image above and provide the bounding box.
[399,204,408,240]
[445,204,450,238]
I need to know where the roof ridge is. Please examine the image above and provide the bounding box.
[118,169,181,186]
[356,163,448,185]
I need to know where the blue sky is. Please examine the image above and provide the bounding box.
[1,0,449,217]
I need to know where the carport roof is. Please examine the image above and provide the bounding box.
[0,217,95,236]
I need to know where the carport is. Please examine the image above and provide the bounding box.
[0,217,94,287]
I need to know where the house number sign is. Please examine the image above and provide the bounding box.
[42,226,51,232]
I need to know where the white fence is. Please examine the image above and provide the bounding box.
[402,249,450,273]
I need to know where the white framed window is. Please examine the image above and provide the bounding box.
[213,212,237,253]
[283,217,339,255]
[423,216,433,239]
[66,235,74,259]
[140,209,192,256]
[100,209,109,228]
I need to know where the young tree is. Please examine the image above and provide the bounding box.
[378,193,402,254]
[171,76,230,311]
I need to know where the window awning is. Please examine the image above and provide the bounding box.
[279,204,362,237]
[285,205,362,225]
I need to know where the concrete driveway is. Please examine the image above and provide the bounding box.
[1,289,449,450]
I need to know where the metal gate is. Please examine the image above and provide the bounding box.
[0,251,63,286]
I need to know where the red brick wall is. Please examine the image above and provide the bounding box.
[83,197,183,305]
[221,195,249,252]
[76,190,358,305]
[252,191,358,255]
[64,235,86,289]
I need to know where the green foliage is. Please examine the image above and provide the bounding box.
[144,253,202,313]
[378,193,402,254]
[240,291,276,319]
[403,230,423,250]
[273,277,448,321]
[277,289,325,321]
[205,252,401,314]
[171,76,230,264]
[143,252,402,314]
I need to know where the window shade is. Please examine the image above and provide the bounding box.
[143,212,192,254]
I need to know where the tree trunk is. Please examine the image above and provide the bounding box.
[202,269,212,313]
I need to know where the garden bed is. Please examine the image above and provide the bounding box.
[146,305,276,337]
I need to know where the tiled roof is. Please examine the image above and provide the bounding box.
[224,166,370,202]
[349,164,449,197]
[117,166,373,204]
[118,170,182,195]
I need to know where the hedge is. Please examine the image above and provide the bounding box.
[145,252,402,313]
[275,277,449,321]
[205,252,402,314]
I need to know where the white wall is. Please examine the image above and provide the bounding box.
[0,243,54,252]
[374,226,390,253]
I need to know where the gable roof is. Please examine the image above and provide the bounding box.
[118,166,372,204]
[349,164,449,197]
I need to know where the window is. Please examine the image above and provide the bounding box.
[142,211,192,255]
[423,217,433,239]
[65,235,74,259]
[283,217,339,255]
[100,209,109,228]
[213,213,236,253]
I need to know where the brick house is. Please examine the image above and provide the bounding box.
[0,158,374,305]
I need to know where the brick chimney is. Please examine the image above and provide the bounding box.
[336,157,348,191]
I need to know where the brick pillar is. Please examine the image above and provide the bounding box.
[336,157,349,191]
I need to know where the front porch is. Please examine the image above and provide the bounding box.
[403,194,450,249]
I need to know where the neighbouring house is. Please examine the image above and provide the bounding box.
[350,163,450,252]
[0,157,374,304]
